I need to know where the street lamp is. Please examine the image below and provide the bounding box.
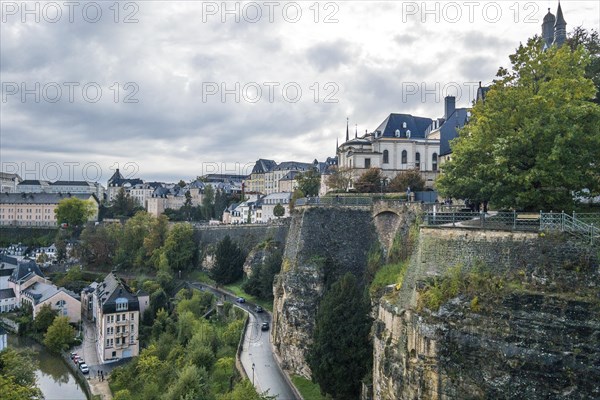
[252,363,255,385]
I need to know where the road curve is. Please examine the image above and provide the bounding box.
[189,282,299,400]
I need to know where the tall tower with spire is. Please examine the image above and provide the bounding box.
[345,117,349,142]
[553,2,567,47]
[541,8,556,49]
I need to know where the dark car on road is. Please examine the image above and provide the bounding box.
[261,322,269,331]
[236,297,246,303]
[255,305,263,313]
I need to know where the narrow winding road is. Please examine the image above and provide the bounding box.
[189,282,299,400]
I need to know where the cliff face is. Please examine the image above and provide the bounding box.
[374,292,600,399]
[373,228,600,400]
[272,207,378,377]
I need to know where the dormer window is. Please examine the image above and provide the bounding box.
[116,297,128,311]
[402,122,407,129]
[395,129,401,138]
[406,130,411,138]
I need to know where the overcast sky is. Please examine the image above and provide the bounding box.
[1,0,598,184]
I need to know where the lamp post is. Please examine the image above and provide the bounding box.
[252,363,255,385]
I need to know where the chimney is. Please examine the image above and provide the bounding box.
[444,96,456,120]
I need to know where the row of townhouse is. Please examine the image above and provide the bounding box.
[222,192,293,224]
[0,193,100,227]
[0,255,81,321]
[11,179,105,199]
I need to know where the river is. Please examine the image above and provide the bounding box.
[8,334,87,400]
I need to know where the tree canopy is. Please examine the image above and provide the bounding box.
[387,169,425,193]
[326,166,352,192]
[295,169,321,197]
[55,197,95,227]
[211,235,245,285]
[354,168,384,193]
[43,316,75,353]
[0,348,43,400]
[307,273,372,399]
[437,37,600,210]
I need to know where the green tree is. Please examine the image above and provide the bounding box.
[162,223,197,273]
[211,235,245,284]
[177,180,186,188]
[143,214,168,268]
[567,27,600,104]
[289,189,305,211]
[354,168,384,193]
[437,37,600,210]
[34,303,58,333]
[43,316,75,353]
[0,348,43,400]
[296,169,321,196]
[307,273,372,400]
[55,197,95,227]
[79,223,120,267]
[273,203,285,218]
[111,188,138,217]
[326,166,352,192]
[388,169,425,192]
[202,185,215,220]
[164,364,210,400]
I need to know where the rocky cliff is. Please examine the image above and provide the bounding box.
[373,228,600,399]
[272,206,378,377]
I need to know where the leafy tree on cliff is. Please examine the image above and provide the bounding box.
[211,235,245,285]
[354,168,384,193]
[162,223,197,273]
[111,187,139,218]
[437,37,600,210]
[295,169,321,197]
[388,169,425,193]
[308,273,372,399]
[326,166,352,192]
[55,197,95,228]
[566,27,600,104]
[273,203,285,218]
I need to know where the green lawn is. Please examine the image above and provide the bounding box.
[291,376,328,400]
[223,280,273,312]
[187,270,216,285]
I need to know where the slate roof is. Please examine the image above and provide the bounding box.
[440,108,470,156]
[0,172,21,180]
[18,180,49,186]
[373,114,433,139]
[280,171,300,181]
[50,181,94,187]
[0,192,98,205]
[0,254,19,267]
[476,85,490,103]
[274,161,313,171]
[96,273,140,313]
[0,288,15,300]
[251,159,277,174]
[8,260,44,283]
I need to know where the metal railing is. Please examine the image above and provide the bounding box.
[423,210,598,245]
[295,196,373,207]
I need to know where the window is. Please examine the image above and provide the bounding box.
[432,153,438,171]
[383,150,389,164]
[116,314,120,322]
[401,150,408,164]
[415,152,421,170]
[364,158,371,169]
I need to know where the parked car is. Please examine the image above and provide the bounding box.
[78,359,86,366]
[261,322,269,331]
[70,352,78,360]
[73,355,80,364]
[79,363,89,374]
[236,297,245,303]
[255,305,264,313]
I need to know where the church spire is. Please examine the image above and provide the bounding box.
[355,124,358,138]
[335,137,339,153]
[541,7,556,50]
[345,117,349,142]
[553,1,567,47]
